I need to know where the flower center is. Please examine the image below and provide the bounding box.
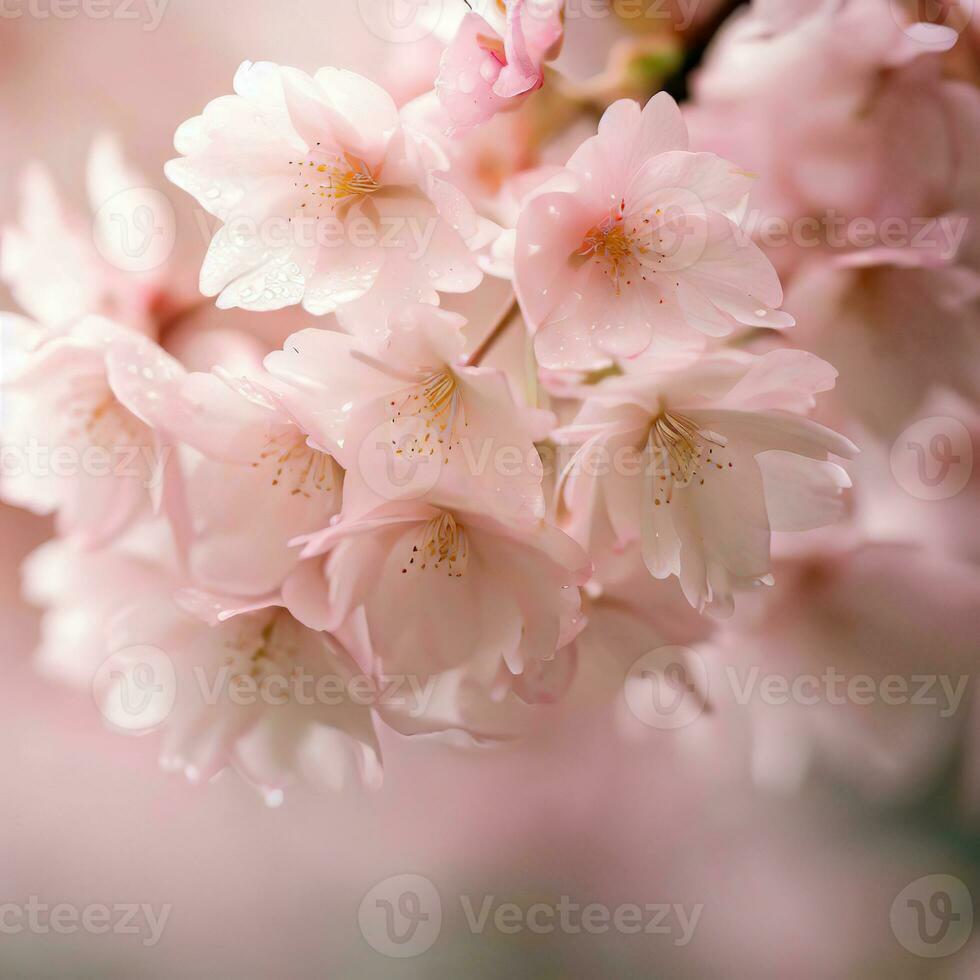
[222,610,299,682]
[577,207,653,294]
[402,512,469,577]
[389,370,466,457]
[254,431,336,498]
[578,204,680,294]
[62,381,148,452]
[648,411,731,501]
[290,149,380,214]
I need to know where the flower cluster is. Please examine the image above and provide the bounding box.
[3,0,976,804]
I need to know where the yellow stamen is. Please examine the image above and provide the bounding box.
[223,610,300,682]
[649,411,729,496]
[402,512,469,577]
[577,214,650,295]
[390,370,466,458]
[290,150,380,212]
[254,431,335,498]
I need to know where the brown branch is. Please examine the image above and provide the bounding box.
[466,295,521,367]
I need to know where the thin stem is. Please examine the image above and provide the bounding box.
[466,295,521,367]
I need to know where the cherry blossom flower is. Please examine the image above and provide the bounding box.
[22,521,178,687]
[437,0,565,135]
[787,259,980,437]
[165,62,495,322]
[0,316,190,550]
[713,541,980,799]
[1,136,181,336]
[339,604,582,746]
[152,371,344,596]
[696,0,958,106]
[687,0,970,279]
[554,348,858,615]
[22,496,379,801]
[685,1,980,434]
[78,324,346,594]
[512,93,793,370]
[283,499,591,679]
[14,0,978,815]
[266,303,552,524]
[180,381,345,598]
[105,587,382,799]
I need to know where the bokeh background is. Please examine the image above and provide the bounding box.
[2,1,979,977]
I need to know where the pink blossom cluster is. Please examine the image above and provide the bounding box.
[1,0,977,805]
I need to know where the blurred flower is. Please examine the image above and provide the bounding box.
[713,540,980,801]
[1,135,184,336]
[1,317,190,550]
